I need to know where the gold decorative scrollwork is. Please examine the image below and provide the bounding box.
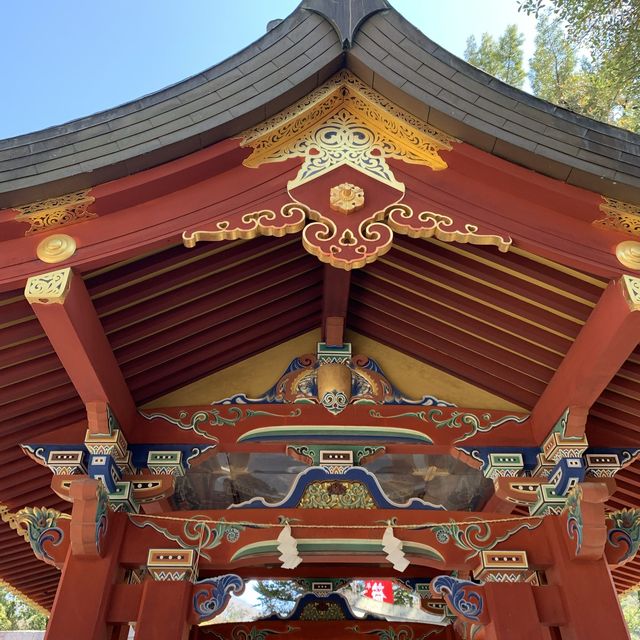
[593,197,640,236]
[184,201,510,270]
[387,204,512,252]
[302,206,393,270]
[239,71,455,192]
[14,190,96,235]
[299,481,376,509]
[24,268,74,305]
[182,203,307,247]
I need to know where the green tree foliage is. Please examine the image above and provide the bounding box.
[0,587,48,630]
[518,0,640,94]
[465,25,526,87]
[253,580,304,616]
[465,15,640,132]
[528,13,579,106]
[620,589,640,638]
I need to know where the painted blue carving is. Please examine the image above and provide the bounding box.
[549,457,585,496]
[217,355,453,407]
[192,574,244,623]
[88,454,122,493]
[459,446,640,481]
[221,356,316,404]
[95,483,109,554]
[351,357,453,406]
[607,509,640,564]
[230,466,446,510]
[431,575,484,622]
[17,507,66,565]
[21,442,214,476]
[564,486,583,554]
[264,592,375,621]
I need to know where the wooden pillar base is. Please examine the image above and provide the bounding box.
[483,582,551,640]
[45,514,126,640]
[134,579,192,640]
[546,518,630,640]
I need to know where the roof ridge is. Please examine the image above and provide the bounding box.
[301,0,391,48]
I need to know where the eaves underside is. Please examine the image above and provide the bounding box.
[0,3,639,207]
[2,234,640,605]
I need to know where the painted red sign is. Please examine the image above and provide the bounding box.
[363,580,394,603]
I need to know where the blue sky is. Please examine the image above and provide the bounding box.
[0,1,536,139]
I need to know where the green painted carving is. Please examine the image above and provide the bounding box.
[245,409,304,418]
[607,508,640,564]
[139,407,245,440]
[239,425,432,444]
[432,518,542,560]
[15,507,70,565]
[564,485,583,554]
[552,408,570,435]
[205,626,299,640]
[106,404,119,435]
[370,408,528,443]
[427,409,528,443]
[346,625,440,639]
[130,516,248,560]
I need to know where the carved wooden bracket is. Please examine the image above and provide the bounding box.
[69,478,109,558]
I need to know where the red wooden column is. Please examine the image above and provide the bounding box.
[134,579,192,640]
[545,516,630,640]
[322,264,351,345]
[482,582,551,640]
[45,512,127,640]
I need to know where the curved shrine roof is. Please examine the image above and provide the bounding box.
[0,0,639,207]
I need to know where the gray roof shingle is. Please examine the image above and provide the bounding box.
[1,0,639,207]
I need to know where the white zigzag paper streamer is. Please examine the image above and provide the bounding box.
[383,526,409,572]
[277,523,302,569]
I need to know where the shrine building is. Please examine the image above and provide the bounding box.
[2,1,640,638]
